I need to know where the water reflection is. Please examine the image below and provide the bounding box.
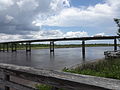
[0,47,115,70]
[50,52,55,61]
[26,52,31,61]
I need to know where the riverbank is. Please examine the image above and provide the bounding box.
[63,58,120,80]
[31,44,120,49]
[0,44,119,50]
[11,44,120,50]
[36,58,120,90]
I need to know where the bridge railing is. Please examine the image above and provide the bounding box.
[0,63,120,90]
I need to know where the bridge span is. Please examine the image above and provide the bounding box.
[0,36,120,58]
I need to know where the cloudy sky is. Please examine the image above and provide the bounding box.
[0,0,120,42]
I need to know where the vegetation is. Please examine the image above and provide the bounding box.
[114,18,120,43]
[1,44,118,50]
[36,58,120,90]
[35,84,64,90]
[35,84,52,90]
[63,58,120,80]
[114,18,120,36]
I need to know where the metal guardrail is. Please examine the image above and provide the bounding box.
[0,63,120,90]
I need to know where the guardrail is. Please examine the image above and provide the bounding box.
[0,63,120,90]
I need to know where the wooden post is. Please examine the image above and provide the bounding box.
[114,38,117,51]
[82,40,85,59]
[52,87,59,90]
[4,74,10,90]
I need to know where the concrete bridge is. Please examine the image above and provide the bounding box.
[0,36,120,58]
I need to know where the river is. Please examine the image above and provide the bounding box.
[0,46,115,70]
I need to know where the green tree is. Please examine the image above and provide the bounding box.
[114,18,120,36]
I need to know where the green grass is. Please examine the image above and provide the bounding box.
[35,84,64,90]
[35,59,120,90]
[63,59,120,80]
[35,84,52,90]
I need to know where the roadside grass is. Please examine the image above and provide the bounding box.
[63,58,120,80]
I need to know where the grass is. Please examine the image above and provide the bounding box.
[35,84,64,90]
[35,59,120,90]
[63,58,120,80]
[35,84,52,90]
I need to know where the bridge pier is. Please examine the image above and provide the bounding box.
[0,44,1,52]
[11,43,17,52]
[0,44,3,52]
[50,41,54,53]
[3,44,5,52]
[6,43,9,52]
[26,42,31,52]
[114,38,117,51]
[82,40,85,59]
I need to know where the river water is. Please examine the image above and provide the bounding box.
[0,46,115,70]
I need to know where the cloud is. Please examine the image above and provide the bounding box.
[93,33,105,37]
[0,33,22,42]
[64,31,88,37]
[0,0,120,42]
[0,29,88,41]
[0,0,70,35]
[35,1,119,27]
[31,30,88,39]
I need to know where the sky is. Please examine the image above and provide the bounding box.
[0,0,120,43]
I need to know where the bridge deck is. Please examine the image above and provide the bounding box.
[0,36,120,44]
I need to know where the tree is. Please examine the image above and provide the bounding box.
[114,18,120,36]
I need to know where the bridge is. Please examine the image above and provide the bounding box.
[0,36,120,58]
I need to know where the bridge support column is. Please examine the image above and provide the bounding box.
[11,43,17,52]
[3,44,5,52]
[26,42,31,52]
[0,44,1,52]
[82,40,85,59]
[50,41,54,53]
[114,38,117,51]
[6,43,9,52]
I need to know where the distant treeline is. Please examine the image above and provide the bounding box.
[0,44,119,50]
[31,43,119,47]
